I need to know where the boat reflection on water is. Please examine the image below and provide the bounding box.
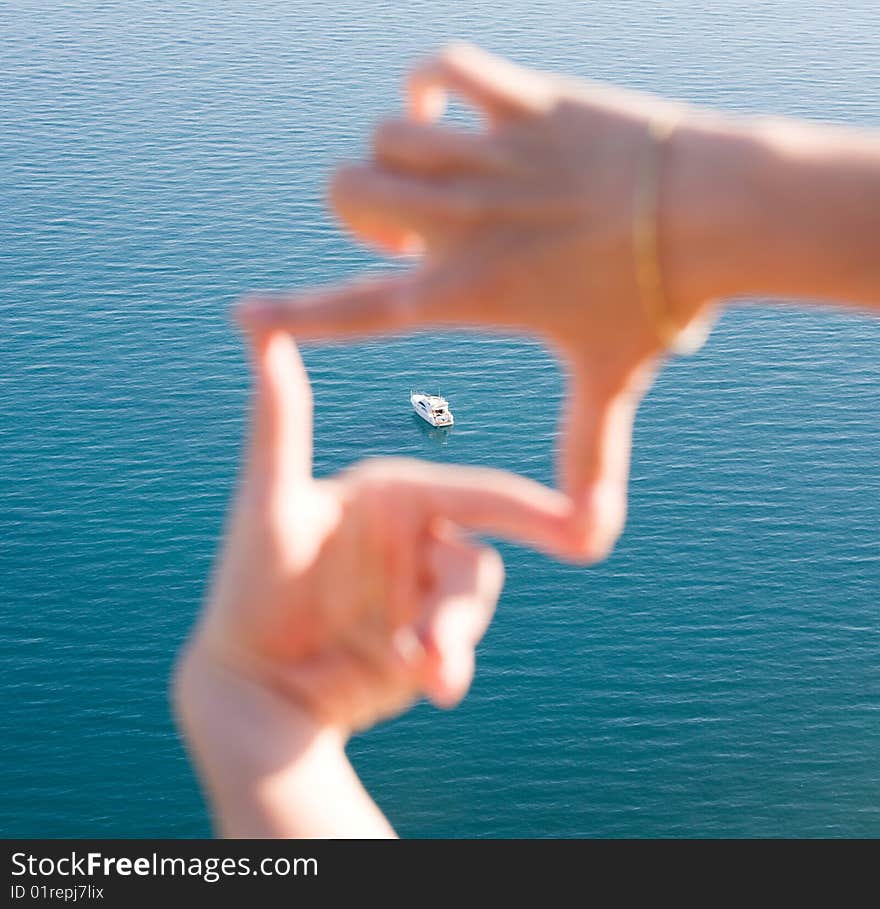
[412,413,452,445]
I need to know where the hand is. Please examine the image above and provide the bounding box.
[239,43,719,561]
[175,328,579,751]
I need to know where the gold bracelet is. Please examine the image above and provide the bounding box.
[633,114,711,356]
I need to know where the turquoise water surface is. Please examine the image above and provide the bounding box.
[2,1,879,837]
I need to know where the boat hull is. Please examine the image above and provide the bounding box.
[414,412,453,427]
[412,407,453,427]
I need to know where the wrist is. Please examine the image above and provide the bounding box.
[173,643,394,838]
[662,109,775,319]
[173,642,346,795]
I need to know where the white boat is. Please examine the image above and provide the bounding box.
[411,391,454,427]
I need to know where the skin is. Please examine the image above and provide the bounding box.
[173,328,583,837]
[239,42,880,562]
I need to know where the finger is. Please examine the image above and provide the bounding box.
[349,222,423,256]
[245,328,312,488]
[373,118,512,176]
[332,163,570,241]
[559,364,649,562]
[330,162,496,239]
[424,644,475,711]
[418,528,502,708]
[355,473,422,634]
[363,459,581,560]
[238,274,418,339]
[408,42,546,124]
[385,494,422,634]
[236,248,494,340]
[425,527,502,647]
[329,164,440,248]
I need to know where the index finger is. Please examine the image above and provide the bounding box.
[237,274,420,340]
[236,251,492,340]
[366,459,585,562]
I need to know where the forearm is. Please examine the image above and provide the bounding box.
[173,649,396,839]
[667,111,880,319]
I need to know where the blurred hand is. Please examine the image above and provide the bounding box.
[240,43,716,560]
[176,328,579,747]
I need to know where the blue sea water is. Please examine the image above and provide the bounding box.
[1,1,879,837]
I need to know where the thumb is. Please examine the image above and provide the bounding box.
[418,529,503,709]
[407,43,545,124]
[560,363,648,562]
[245,328,313,489]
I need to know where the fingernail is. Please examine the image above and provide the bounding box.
[391,627,425,670]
